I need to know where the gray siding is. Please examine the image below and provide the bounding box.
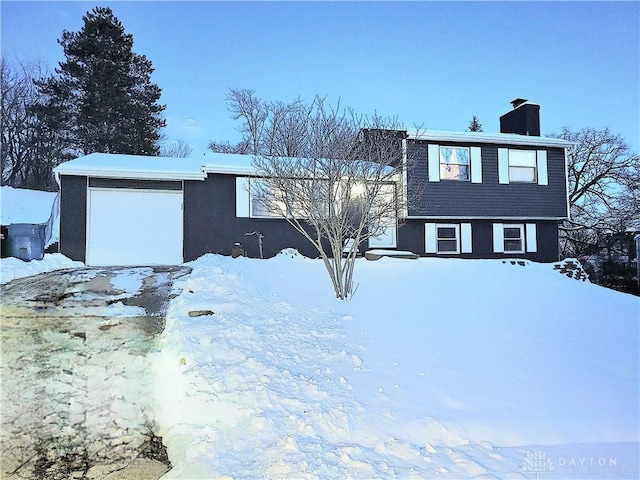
[398,219,560,262]
[184,174,324,260]
[407,140,568,218]
[59,175,87,262]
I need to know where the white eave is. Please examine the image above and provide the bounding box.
[407,129,574,148]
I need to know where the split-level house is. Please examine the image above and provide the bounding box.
[54,100,572,265]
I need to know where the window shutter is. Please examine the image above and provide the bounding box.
[493,223,504,253]
[537,150,548,185]
[428,144,440,182]
[470,147,482,183]
[526,223,537,252]
[425,223,437,253]
[461,223,472,253]
[498,148,509,184]
[235,177,250,217]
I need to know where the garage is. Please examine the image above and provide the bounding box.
[86,180,184,266]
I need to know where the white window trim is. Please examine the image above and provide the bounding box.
[236,177,250,218]
[503,224,525,254]
[428,144,440,182]
[426,223,472,254]
[430,144,483,184]
[436,223,460,254]
[498,149,549,185]
[470,147,482,184]
[439,146,470,182]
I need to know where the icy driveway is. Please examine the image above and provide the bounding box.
[0,265,189,479]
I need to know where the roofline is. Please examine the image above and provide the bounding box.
[407,129,574,148]
[54,167,207,181]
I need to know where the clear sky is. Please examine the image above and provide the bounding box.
[2,1,639,155]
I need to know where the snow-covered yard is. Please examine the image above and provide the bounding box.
[153,252,639,479]
[1,186,638,478]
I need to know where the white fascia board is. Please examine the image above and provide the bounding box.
[403,215,568,221]
[55,167,206,181]
[407,129,574,149]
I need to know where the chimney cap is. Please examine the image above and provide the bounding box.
[510,98,529,109]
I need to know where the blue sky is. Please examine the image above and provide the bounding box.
[2,1,639,155]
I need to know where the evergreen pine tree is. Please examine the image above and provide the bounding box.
[468,115,483,132]
[36,7,165,156]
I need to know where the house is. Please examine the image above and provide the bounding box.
[53,100,572,266]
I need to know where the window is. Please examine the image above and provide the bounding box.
[436,224,460,253]
[428,144,482,183]
[250,179,286,218]
[425,223,472,254]
[503,225,524,253]
[440,147,469,181]
[508,150,536,182]
[492,223,537,254]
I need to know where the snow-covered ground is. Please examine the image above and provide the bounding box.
[154,252,639,479]
[0,253,83,284]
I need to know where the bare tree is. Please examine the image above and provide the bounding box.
[209,88,309,157]
[549,127,639,260]
[1,58,65,191]
[160,139,193,158]
[251,96,414,299]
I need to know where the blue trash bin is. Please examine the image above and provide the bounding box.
[6,223,46,261]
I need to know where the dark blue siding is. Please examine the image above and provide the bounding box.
[184,174,324,260]
[397,219,560,262]
[407,140,568,218]
[59,175,87,262]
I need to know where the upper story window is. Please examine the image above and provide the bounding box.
[428,144,482,183]
[498,148,548,185]
[508,150,537,183]
[440,147,470,181]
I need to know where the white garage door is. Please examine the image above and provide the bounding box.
[87,188,183,266]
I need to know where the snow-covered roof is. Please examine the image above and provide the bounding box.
[54,153,208,181]
[407,129,573,148]
[54,152,398,180]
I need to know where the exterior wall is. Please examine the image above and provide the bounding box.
[183,174,323,260]
[406,140,567,218]
[397,219,560,262]
[59,175,88,262]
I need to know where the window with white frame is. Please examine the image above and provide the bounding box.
[425,223,472,254]
[428,144,482,183]
[492,223,537,254]
[436,224,460,253]
[250,179,285,218]
[503,224,525,253]
[440,146,470,181]
[498,148,548,185]
[508,150,537,183]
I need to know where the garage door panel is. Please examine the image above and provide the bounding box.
[87,188,183,266]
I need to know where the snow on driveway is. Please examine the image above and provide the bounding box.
[0,265,189,479]
[154,252,639,479]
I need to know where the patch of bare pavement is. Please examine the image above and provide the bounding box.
[0,265,190,480]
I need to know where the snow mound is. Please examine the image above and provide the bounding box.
[1,253,84,284]
[0,186,57,225]
[153,254,639,478]
[275,248,305,259]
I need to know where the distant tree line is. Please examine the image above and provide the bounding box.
[1,7,189,192]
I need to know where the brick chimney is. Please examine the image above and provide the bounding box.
[499,99,540,136]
